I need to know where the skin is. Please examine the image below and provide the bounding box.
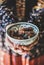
[0,0,5,4]
[38,0,44,8]
[33,0,44,9]
[38,0,44,4]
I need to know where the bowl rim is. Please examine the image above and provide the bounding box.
[6,22,39,42]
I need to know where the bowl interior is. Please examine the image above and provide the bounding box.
[6,22,39,41]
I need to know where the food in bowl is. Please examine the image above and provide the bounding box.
[8,27,36,40]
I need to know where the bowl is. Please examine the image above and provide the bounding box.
[6,22,39,46]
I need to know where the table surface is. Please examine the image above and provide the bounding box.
[0,48,44,65]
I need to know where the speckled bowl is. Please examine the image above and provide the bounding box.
[6,22,39,46]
